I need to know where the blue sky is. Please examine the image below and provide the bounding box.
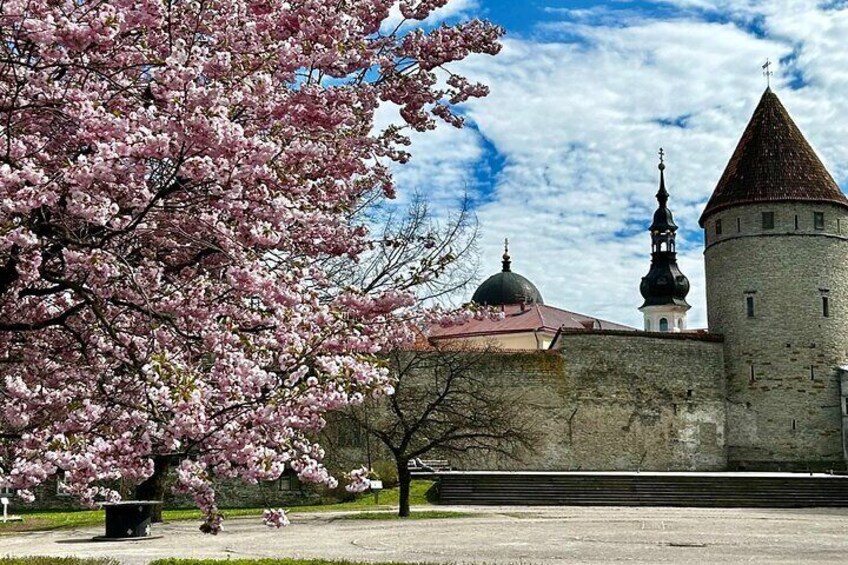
[383,0,848,328]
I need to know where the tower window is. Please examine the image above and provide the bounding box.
[737,217,741,233]
[814,212,825,230]
[746,296,755,318]
[823,296,830,318]
[810,365,815,380]
[659,318,669,332]
[791,418,797,431]
[762,212,774,230]
[715,219,722,236]
[795,215,799,230]
[749,364,755,383]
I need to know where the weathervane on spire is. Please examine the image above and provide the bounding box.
[762,58,773,88]
[658,147,665,170]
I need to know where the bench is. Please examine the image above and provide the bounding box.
[408,458,452,473]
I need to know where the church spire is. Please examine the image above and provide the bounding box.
[639,152,691,333]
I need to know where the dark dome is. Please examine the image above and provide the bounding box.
[640,259,690,307]
[472,271,544,306]
[471,240,544,306]
[650,206,677,233]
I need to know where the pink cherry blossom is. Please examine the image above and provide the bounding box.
[0,0,501,531]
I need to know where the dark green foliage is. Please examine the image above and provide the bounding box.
[369,459,399,489]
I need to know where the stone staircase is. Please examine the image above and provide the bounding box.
[437,472,848,507]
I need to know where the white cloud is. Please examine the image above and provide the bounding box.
[387,1,848,329]
[382,0,480,32]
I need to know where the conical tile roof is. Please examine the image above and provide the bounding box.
[699,88,848,226]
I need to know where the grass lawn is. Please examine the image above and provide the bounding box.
[0,481,436,534]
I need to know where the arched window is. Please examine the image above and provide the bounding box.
[677,319,683,329]
[659,318,669,332]
[646,319,652,331]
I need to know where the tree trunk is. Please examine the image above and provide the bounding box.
[134,456,170,523]
[397,463,411,517]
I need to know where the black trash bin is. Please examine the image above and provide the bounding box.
[97,501,162,540]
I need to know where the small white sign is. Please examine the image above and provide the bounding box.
[1,497,8,505]
[370,480,383,491]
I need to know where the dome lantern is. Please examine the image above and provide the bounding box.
[471,239,544,306]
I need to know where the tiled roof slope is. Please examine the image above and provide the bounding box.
[699,88,848,226]
[427,303,635,340]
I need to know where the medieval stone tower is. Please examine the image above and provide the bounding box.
[700,88,848,470]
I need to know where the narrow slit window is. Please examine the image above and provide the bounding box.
[762,211,775,230]
[746,296,755,318]
[749,364,755,383]
[823,296,830,318]
[810,365,815,380]
[715,219,723,236]
[737,217,741,233]
[791,419,797,431]
[814,212,825,230]
[795,215,799,230]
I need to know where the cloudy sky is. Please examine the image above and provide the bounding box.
[387,0,848,329]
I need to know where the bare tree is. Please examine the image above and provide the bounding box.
[345,342,538,517]
[323,191,480,306]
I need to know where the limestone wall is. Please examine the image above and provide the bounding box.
[704,202,848,470]
[468,332,726,471]
[323,334,726,474]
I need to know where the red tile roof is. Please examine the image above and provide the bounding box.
[427,303,635,341]
[700,88,848,226]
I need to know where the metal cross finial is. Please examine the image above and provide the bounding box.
[762,58,773,88]
[658,148,665,165]
[501,238,512,272]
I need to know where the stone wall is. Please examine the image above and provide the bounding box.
[704,202,848,470]
[325,333,727,474]
[504,331,726,471]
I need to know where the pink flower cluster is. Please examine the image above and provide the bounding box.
[0,0,501,532]
[345,466,373,494]
[262,508,290,529]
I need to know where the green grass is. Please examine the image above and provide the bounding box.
[0,559,119,565]
[0,481,436,533]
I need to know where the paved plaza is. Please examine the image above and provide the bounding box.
[2,505,848,564]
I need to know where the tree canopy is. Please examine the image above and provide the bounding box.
[0,0,500,532]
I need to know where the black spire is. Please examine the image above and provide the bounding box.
[640,153,690,308]
[650,149,677,233]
